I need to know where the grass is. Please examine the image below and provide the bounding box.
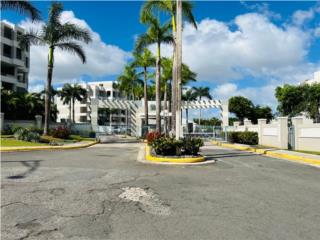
[0,138,47,147]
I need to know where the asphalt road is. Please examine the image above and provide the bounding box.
[1,142,320,240]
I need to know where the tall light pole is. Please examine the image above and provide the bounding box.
[175,0,182,139]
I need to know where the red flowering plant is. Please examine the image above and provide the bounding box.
[146,131,162,145]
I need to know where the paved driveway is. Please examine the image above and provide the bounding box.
[1,143,320,240]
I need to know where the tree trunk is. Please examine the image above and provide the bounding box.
[171,15,177,132]
[164,82,168,136]
[155,42,161,133]
[43,47,54,135]
[186,108,189,133]
[198,96,202,125]
[143,66,148,130]
[69,102,72,122]
[175,0,182,139]
[72,98,75,123]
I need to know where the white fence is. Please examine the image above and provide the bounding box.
[231,117,320,151]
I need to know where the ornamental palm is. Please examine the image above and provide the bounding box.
[136,12,173,132]
[132,49,156,128]
[0,0,41,21]
[60,83,87,123]
[192,86,212,125]
[141,0,197,131]
[19,2,92,134]
[117,64,143,100]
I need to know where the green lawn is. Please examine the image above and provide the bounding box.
[0,138,47,147]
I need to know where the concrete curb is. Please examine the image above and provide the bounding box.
[137,145,216,166]
[1,141,98,153]
[212,140,320,168]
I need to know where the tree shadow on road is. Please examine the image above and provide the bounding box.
[2,160,42,179]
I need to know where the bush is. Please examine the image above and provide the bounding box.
[152,137,183,156]
[182,137,204,155]
[1,125,13,135]
[50,126,70,139]
[227,131,258,145]
[146,131,162,145]
[14,128,40,142]
[28,126,43,135]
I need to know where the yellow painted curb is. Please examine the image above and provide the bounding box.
[145,145,205,163]
[1,141,97,153]
[212,141,320,167]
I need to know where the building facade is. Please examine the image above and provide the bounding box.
[302,71,320,85]
[1,21,30,92]
[56,81,125,126]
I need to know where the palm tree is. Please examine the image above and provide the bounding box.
[59,83,87,123]
[117,64,143,100]
[182,89,197,133]
[132,49,155,128]
[0,0,41,21]
[19,2,92,135]
[192,86,212,125]
[136,12,173,132]
[141,0,197,131]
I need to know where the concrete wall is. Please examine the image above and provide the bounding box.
[292,117,320,152]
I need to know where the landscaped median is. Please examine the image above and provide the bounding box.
[145,145,205,163]
[0,141,97,152]
[212,140,320,168]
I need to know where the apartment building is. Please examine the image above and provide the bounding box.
[302,71,320,85]
[1,21,30,92]
[56,81,126,126]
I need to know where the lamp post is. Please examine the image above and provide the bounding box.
[175,0,182,140]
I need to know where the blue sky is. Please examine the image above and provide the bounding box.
[2,1,320,110]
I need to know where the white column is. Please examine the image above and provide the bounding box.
[91,98,99,132]
[35,115,42,129]
[258,119,267,145]
[221,101,229,127]
[278,117,288,149]
[291,116,303,150]
[0,113,4,132]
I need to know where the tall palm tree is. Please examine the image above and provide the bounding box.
[182,89,197,132]
[117,64,144,100]
[0,0,41,21]
[141,0,197,131]
[132,49,155,128]
[192,86,212,125]
[19,2,92,135]
[59,83,87,123]
[136,12,173,132]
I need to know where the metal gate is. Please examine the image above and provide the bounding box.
[288,126,295,150]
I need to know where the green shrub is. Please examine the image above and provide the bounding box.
[152,137,183,156]
[227,131,258,145]
[182,137,204,155]
[14,128,40,142]
[1,125,13,135]
[28,126,43,135]
[50,126,70,139]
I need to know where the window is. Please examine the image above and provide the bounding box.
[150,104,156,111]
[16,48,22,59]
[25,57,29,68]
[79,116,87,122]
[3,26,13,39]
[17,71,25,83]
[16,87,27,93]
[106,91,111,97]
[3,44,12,58]
[80,107,87,113]
[1,65,15,76]
[80,98,87,104]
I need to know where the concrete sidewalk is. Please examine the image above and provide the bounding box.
[212,140,320,168]
[0,141,97,152]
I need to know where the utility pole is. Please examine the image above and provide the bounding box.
[175,0,182,140]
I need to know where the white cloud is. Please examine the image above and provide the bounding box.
[19,11,131,87]
[157,13,311,84]
[292,9,315,26]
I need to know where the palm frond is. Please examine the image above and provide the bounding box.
[0,0,41,21]
[18,29,45,49]
[135,33,153,53]
[48,2,63,27]
[58,23,92,44]
[54,42,86,63]
[181,1,197,29]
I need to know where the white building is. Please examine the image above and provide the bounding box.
[1,21,30,92]
[302,71,320,85]
[56,81,125,125]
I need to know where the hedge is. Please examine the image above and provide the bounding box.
[227,131,258,145]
